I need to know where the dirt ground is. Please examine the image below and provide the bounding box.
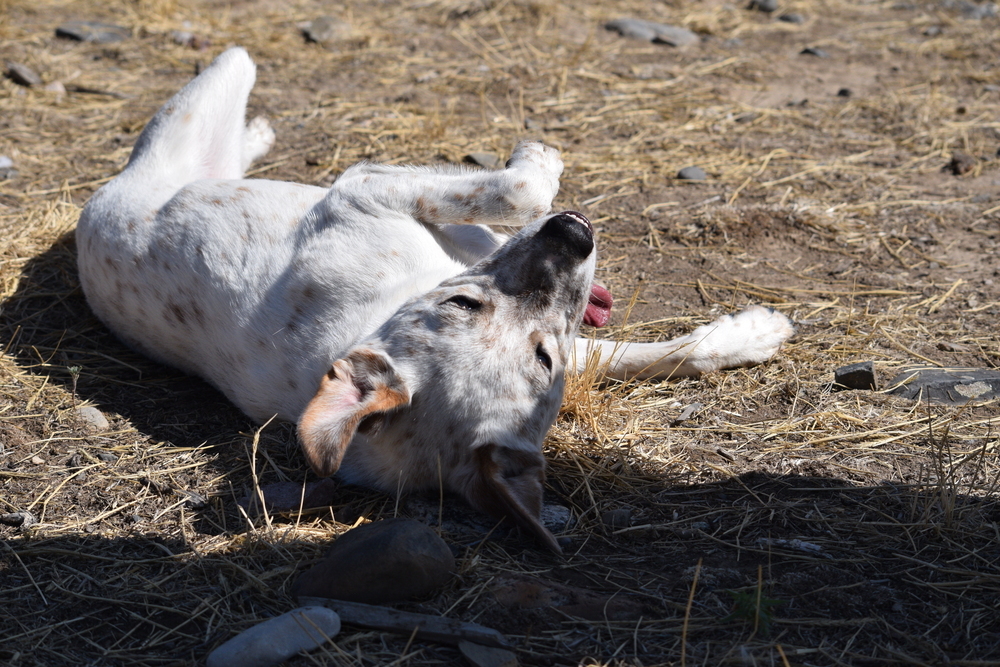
[2,0,1000,665]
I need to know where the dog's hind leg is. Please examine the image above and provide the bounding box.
[123,47,274,188]
[574,306,795,380]
[333,140,563,228]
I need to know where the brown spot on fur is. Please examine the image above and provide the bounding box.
[167,302,187,325]
[514,181,527,190]
[182,112,192,123]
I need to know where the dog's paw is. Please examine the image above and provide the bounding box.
[503,141,562,214]
[723,306,795,365]
[243,115,276,165]
[506,141,563,177]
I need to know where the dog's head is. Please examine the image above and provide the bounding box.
[298,211,597,553]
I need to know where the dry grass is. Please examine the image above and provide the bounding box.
[2,0,1000,665]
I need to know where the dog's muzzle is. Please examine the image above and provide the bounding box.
[537,211,594,259]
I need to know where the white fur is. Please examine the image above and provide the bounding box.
[76,48,794,552]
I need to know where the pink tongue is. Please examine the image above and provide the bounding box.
[583,283,613,327]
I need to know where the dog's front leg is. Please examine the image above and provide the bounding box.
[335,141,563,228]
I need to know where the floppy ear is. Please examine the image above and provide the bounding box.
[465,444,562,555]
[298,348,410,477]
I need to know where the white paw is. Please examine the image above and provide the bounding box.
[726,306,795,365]
[507,141,563,178]
[244,115,276,164]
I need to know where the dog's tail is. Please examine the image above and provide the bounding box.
[123,47,269,187]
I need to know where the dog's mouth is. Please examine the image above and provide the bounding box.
[552,211,613,327]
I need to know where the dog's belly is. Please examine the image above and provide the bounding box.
[78,177,468,422]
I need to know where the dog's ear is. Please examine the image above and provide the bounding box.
[298,348,410,477]
[465,444,562,554]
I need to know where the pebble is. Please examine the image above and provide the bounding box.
[540,504,572,532]
[55,21,131,43]
[748,0,778,13]
[1,511,39,528]
[206,606,341,667]
[604,19,699,47]
[800,47,830,58]
[601,508,632,529]
[779,12,805,23]
[960,1,997,20]
[888,368,1000,404]
[6,62,42,87]
[239,478,338,515]
[465,152,501,169]
[291,518,456,604]
[837,87,852,97]
[834,361,877,391]
[677,166,707,180]
[947,151,976,175]
[301,16,351,44]
[77,405,110,431]
[0,155,16,181]
[524,118,541,131]
[459,641,518,667]
[96,450,118,462]
[924,25,943,36]
[31,455,45,465]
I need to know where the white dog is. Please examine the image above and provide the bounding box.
[76,48,793,552]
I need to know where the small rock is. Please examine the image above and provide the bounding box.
[0,155,16,181]
[605,19,699,47]
[924,25,943,36]
[672,402,704,425]
[601,508,632,529]
[239,478,338,515]
[677,166,707,181]
[459,641,518,667]
[834,361,877,391]
[540,504,572,532]
[1,511,38,528]
[779,12,806,23]
[837,87,852,97]
[6,62,42,87]
[206,606,341,667]
[178,489,209,509]
[55,21,131,44]
[888,368,1000,404]
[44,81,66,98]
[291,518,456,604]
[96,450,118,462]
[947,151,976,175]
[937,341,971,353]
[748,0,778,13]
[301,16,351,44]
[31,455,45,465]
[800,47,830,58]
[465,152,501,169]
[77,405,110,431]
[171,30,211,50]
[960,1,997,20]
[524,118,541,131]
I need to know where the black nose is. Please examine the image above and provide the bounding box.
[537,211,594,259]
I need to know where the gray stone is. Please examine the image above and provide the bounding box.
[239,478,338,515]
[677,166,707,180]
[6,62,42,87]
[835,361,877,391]
[1,511,38,528]
[888,368,1000,404]
[960,1,997,19]
[96,450,118,462]
[800,47,830,58]
[948,151,976,175]
[749,0,779,13]
[206,606,341,667]
[301,16,351,44]
[540,503,572,532]
[459,641,518,667]
[779,12,805,23]
[291,518,456,604]
[465,152,501,169]
[0,155,15,181]
[56,21,131,43]
[77,405,110,431]
[605,19,699,47]
[601,508,632,529]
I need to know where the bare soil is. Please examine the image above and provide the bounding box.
[2,0,1000,665]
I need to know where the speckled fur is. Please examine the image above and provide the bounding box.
[77,48,794,552]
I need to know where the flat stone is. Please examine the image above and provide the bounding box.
[801,47,830,58]
[749,0,779,13]
[464,152,501,169]
[605,19,698,47]
[56,21,131,43]
[292,518,456,604]
[206,606,341,667]
[491,574,643,621]
[77,405,110,431]
[459,641,518,667]
[834,361,877,391]
[677,166,707,180]
[0,155,15,181]
[239,477,338,515]
[887,368,1000,404]
[301,16,351,44]
[0,511,38,528]
[779,12,806,23]
[6,62,42,87]
[540,503,572,532]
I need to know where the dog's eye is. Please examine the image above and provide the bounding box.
[535,344,552,371]
[445,295,481,311]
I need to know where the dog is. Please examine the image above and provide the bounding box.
[76,48,794,552]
